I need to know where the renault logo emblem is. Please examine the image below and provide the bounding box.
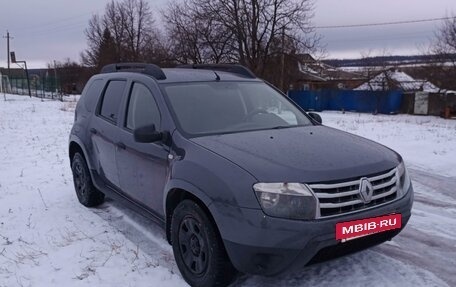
[359,177,374,203]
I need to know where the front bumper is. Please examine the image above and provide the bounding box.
[211,184,414,276]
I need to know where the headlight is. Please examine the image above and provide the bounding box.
[396,161,411,197]
[253,183,317,220]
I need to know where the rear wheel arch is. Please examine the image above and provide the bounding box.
[69,141,85,163]
[69,140,94,170]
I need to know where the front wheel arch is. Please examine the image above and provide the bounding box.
[165,188,218,245]
[171,199,237,286]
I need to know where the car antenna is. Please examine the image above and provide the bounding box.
[213,71,220,81]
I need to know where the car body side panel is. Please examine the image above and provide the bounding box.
[113,76,173,216]
[90,116,120,187]
[117,135,170,217]
[168,133,260,210]
[70,77,105,171]
[164,178,214,211]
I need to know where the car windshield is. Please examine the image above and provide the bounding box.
[162,81,312,136]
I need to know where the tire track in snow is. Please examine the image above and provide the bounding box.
[375,169,456,286]
[89,199,179,274]
[408,168,456,200]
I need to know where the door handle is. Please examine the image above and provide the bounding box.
[89,128,97,134]
[116,142,126,149]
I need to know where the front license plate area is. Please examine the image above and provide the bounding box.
[336,214,401,241]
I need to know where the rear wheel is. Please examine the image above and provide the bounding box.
[71,152,104,207]
[171,200,237,287]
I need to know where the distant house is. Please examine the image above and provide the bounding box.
[292,54,364,90]
[354,69,441,93]
[353,69,456,116]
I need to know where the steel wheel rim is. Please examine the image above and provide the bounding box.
[178,216,209,275]
[73,161,87,197]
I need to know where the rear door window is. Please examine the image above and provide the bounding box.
[99,80,127,124]
[83,79,104,112]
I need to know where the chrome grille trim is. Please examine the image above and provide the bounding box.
[316,189,359,199]
[320,199,363,209]
[309,168,399,218]
[373,176,396,190]
[310,168,397,190]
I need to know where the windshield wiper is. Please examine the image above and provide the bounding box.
[269,125,308,130]
[270,125,294,130]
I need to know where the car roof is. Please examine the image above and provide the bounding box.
[96,63,262,84]
[158,68,262,83]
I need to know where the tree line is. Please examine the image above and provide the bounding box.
[61,0,456,92]
[78,0,320,90]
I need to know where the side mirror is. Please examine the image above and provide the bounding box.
[133,124,163,143]
[308,112,322,124]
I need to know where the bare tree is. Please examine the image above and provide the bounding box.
[122,0,154,61]
[81,0,160,68]
[81,14,106,68]
[142,30,175,67]
[428,15,456,90]
[433,16,456,60]
[163,0,319,77]
[164,1,235,64]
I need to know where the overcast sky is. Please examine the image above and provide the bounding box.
[0,0,455,68]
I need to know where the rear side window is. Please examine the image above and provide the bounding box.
[126,83,161,130]
[99,80,127,124]
[83,79,104,112]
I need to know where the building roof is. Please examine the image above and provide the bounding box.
[296,54,363,82]
[354,70,441,92]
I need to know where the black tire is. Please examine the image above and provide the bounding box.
[71,152,104,207]
[171,200,237,287]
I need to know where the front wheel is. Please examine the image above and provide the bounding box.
[171,200,237,287]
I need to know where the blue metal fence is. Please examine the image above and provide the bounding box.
[288,90,403,114]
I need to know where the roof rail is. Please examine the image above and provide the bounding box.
[177,64,256,79]
[100,63,166,80]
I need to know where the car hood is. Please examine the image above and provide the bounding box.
[190,126,400,183]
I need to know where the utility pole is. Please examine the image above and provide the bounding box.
[278,26,286,114]
[3,31,13,79]
[3,31,13,94]
[280,26,285,93]
[54,60,58,97]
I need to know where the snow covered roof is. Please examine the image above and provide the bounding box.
[354,70,440,92]
[297,56,362,82]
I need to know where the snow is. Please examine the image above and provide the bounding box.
[0,95,184,287]
[354,70,440,92]
[321,111,456,178]
[1,94,455,287]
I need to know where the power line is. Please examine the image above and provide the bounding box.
[325,30,434,44]
[316,16,456,29]
[13,10,101,32]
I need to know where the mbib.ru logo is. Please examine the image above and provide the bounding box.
[336,214,401,241]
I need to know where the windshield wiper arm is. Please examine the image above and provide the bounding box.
[270,125,293,130]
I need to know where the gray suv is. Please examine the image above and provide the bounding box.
[69,63,413,287]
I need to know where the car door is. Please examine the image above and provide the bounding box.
[90,79,127,188]
[116,82,169,216]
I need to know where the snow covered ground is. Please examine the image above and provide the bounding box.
[0,94,455,287]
